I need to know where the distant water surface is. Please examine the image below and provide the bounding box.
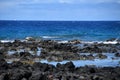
[0,21,120,41]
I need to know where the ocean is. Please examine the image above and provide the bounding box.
[0,21,120,41]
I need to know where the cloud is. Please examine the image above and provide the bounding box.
[29,0,120,4]
[0,0,119,10]
[0,0,120,20]
[0,0,120,10]
[58,0,74,3]
[57,0,120,4]
[0,2,16,9]
[1,0,120,6]
[31,0,120,4]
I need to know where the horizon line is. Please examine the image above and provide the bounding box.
[0,20,120,22]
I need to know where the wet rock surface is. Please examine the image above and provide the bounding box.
[0,61,120,80]
[0,39,120,80]
[115,53,120,57]
[0,39,120,61]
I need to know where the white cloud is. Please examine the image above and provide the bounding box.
[57,0,120,4]
[30,0,58,3]
[0,0,120,20]
[0,2,17,9]
[58,0,74,3]
[0,0,120,9]
[34,0,120,4]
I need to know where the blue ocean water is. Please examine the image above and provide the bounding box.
[0,21,120,41]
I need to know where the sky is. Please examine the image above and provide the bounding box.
[0,0,120,21]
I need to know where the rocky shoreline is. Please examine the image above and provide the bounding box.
[0,38,120,80]
[0,38,120,62]
[0,59,120,80]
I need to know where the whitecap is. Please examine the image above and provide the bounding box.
[0,40,14,43]
[81,41,119,44]
[102,41,119,44]
[41,36,58,39]
[57,40,68,43]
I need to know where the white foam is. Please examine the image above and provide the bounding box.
[81,41,119,44]
[17,49,25,53]
[57,40,68,43]
[81,41,100,44]
[20,40,26,42]
[42,36,58,39]
[81,41,95,44]
[8,51,16,55]
[37,47,41,56]
[102,41,119,44]
[0,40,14,43]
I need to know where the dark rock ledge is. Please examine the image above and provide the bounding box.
[0,58,120,80]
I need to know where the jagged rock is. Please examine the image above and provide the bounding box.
[9,69,32,80]
[64,61,75,71]
[0,58,8,70]
[25,37,35,41]
[19,52,33,57]
[29,72,47,80]
[68,39,81,44]
[106,38,117,41]
[91,75,103,80]
[115,52,120,57]
[96,53,107,59]
[33,62,55,72]
[0,61,120,80]
[14,39,21,43]
[10,61,23,68]
[89,68,96,73]
[0,73,9,80]
[0,52,5,59]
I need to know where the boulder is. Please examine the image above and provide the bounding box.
[25,37,35,41]
[29,72,47,80]
[96,53,107,59]
[9,69,32,80]
[10,61,23,68]
[19,52,33,57]
[0,52,5,59]
[0,73,9,80]
[106,38,117,41]
[89,68,96,73]
[68,39,81,44]
[0,58,8,70]
[64,61,75,69]
[115,52,120,57]
[14,39,21,43]
[33,62,55,72]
